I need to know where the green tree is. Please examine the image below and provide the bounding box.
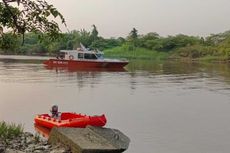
[127,28,139,49]
[158,35,201,51]
[79,29,92,47]
[139,32,161,50]
[0,0,65,47]
[129,28,138,40]
[0,33,20,54]
[91,24,98,42]
[90,37,106,50]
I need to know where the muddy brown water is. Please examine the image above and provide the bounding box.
[0,55,230,153]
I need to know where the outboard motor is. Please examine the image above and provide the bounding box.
[51,105,59,118]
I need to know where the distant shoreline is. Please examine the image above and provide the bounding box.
[0,51,229,64]
[104,47,230,63]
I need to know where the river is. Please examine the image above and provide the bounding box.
[0,55,230,153]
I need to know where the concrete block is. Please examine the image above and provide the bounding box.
[87,126,130,151]
[48,126,130,153]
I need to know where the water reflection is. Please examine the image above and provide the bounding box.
[128,60,230,85]
[0,58,229,95]
[44,66,126,89]
[128,60,230,75]
[44,65,127,73]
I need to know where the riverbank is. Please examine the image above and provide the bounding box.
[0,46,229,63]
[104,47,170,60]
[0,132,69,153]
[0,122,69,153]
[104,46,230,63]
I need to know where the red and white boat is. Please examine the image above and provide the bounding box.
[43,46,128,69]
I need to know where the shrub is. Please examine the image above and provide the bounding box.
[177,45,217,58]
[0,121,24,140]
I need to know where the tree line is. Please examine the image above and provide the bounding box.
[1,25,230,60]
[0,0,229,60]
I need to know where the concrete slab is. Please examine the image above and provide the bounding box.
[48,126,130,153]
[87,126,130,151]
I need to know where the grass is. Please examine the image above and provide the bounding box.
[103,46,230,63]
[0,121,24,140]
[34,133,41,143]
[104,46,170,60]
[198,55,229,62]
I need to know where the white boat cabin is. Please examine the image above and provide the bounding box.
[58,50,104,61]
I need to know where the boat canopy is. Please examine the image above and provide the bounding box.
[58,50,104,60]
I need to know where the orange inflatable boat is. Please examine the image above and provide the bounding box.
[34,112,107,129]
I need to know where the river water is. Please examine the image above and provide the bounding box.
[0,55,230,153]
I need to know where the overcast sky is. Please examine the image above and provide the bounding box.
[48,0,230,38]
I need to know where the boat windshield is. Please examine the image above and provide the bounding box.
[96,53,104,59]
[84,53,98,60]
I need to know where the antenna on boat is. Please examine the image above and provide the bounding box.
[80,43,88,51]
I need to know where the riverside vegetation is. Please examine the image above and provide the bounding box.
[1,26,230,62]
[0,121,70,153]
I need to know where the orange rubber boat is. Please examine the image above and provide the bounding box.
[34,112,107,129]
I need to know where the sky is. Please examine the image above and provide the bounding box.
[48,0,230,38]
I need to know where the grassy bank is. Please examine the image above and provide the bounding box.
[0,122,23,140]
[104,46,230,63]
[104,46,170,60]
[197,56,229,62]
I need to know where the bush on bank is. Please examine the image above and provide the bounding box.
[0,121,23,140]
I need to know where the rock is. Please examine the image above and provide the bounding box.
[25,137,34,145]
[34,146,46,151]
[24,148,33,153]
[0,130,69,153]
[48,126,130,153]
[24,132,34,138]
[0,147,5,153]
[33,150,44,153]
[0,143,6,153]
[5,149,25,153]
[40,140,49,146]
[41,145,50,150]
[50,148,67,153]
[25,144,35,152]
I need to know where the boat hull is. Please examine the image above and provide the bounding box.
[34,113,107,129]
[43,59,128,69]
[34,124,51,138]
